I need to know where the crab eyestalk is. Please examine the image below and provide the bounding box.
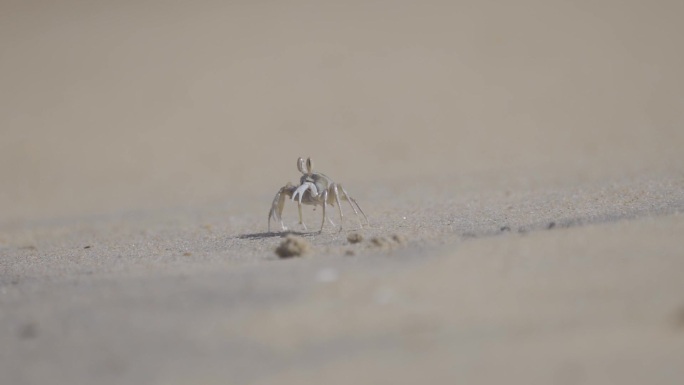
[306,157,313,174]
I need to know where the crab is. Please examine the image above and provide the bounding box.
[268,157,369,233]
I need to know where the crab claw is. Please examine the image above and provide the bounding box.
[292,182,318,204]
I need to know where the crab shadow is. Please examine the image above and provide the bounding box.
[237,230,314,240]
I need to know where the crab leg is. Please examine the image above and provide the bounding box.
[297,203,307,230]
[330,184,345,231]
[268,183,295,231]
[339,185,369,227]
[319,189,328,233]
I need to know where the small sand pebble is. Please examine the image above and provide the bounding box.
[183,252,192,256]
[345,249,356,256]
[275,235,311,258]
[391,234,408,246]
[347,232,364,244]
[369,234,408,250]
[369,236,393,250]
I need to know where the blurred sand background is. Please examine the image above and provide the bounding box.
[1,1,684,384]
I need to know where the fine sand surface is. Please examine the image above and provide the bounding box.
[2,1,684,384]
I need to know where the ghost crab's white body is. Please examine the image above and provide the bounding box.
[268,157,368,233]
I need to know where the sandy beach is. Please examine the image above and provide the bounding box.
[2,1,684,384]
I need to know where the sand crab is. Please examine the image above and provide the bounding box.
[268,157,368,233]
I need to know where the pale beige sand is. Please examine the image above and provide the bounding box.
[1,1,684,384]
